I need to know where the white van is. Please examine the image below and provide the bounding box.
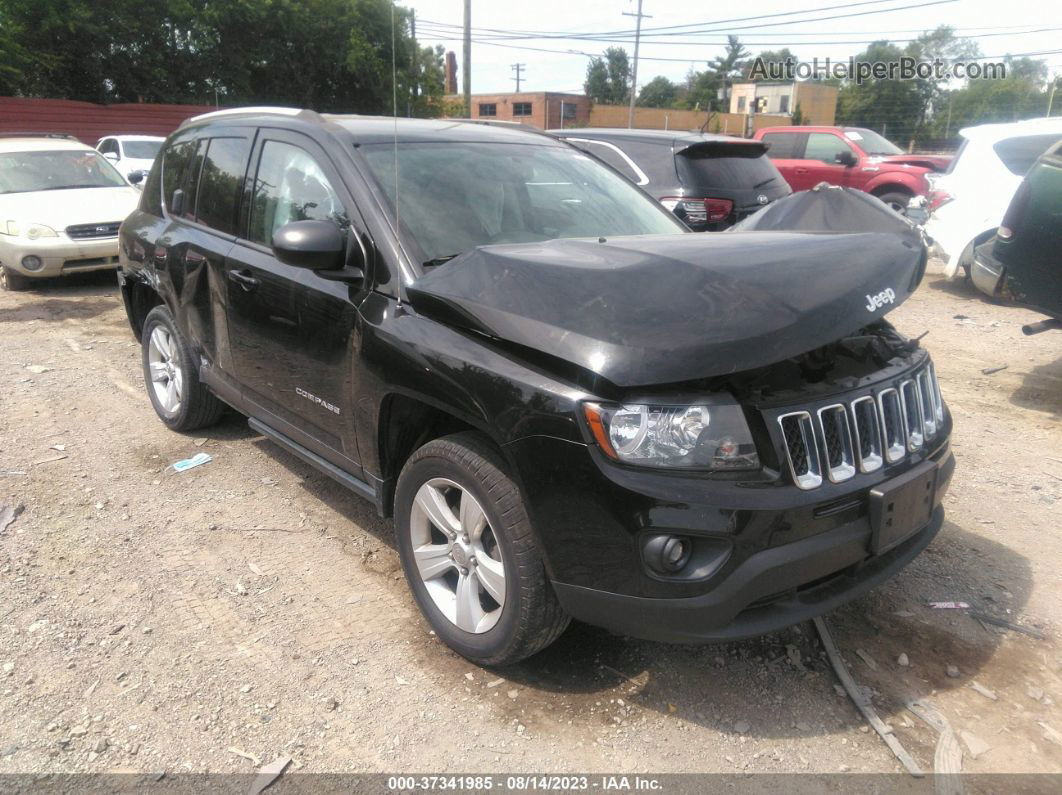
[924,117,1062,279]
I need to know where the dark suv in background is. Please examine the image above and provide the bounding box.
[552,128,791,231]
[118,108,953,666]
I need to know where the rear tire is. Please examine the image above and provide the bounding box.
[0,267,30,291]
[395,432,569,666]
[875,191,911,214]
[140,305,225,432]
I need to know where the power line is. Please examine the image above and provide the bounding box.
[416,25,1062,49]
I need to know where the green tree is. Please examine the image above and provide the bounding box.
[0,0,439,114]
[584,46,630,105]
[835,41,923,145]
[637,76,677,108]
[709,35,750,81]
[744,48,798,81]
[903,26,980,131]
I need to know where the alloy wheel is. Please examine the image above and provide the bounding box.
[147,325,183,414]
[408,478,506,633]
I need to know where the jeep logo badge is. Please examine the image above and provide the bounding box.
[757,194,768,205]
[865,287,897,312]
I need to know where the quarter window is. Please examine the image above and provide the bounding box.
[513,102,532,117]
[195,137,252,235]
[162,137,205,219]
[248,140,347,247]
[993,134,1062,176]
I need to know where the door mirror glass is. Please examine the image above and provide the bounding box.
[127,170,145,185]
[272,220,346,271]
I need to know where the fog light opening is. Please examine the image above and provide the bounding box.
[21,255,43,272]
[644,534,692,575]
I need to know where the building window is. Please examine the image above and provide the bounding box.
[779,95,790,113]
[737,96,746,112]
[478,103,497,117]
[561,102,576,120]
[513,102,532,117]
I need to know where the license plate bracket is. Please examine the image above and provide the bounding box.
[869,461,937,555]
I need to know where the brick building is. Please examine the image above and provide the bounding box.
[728,82,838,126]
[452,92,591,130]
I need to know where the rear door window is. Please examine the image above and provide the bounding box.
[993,134,1062,176]
[195,137,252,235]
[760,132,802,159]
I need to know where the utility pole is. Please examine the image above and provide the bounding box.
[463,0,472,118]
[1048,76,1060,117]
[622,0,651,129]
[511,63,525,93]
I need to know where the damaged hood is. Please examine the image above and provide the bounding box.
[407,225,925,388]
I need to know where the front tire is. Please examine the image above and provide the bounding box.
[140,305,225,431]
[395,432,569,666]
[876,191,911,214]
[0,267,30,291]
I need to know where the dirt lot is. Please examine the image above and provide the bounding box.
[1,261,1061,780]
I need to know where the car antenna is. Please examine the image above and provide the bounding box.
[391,2,403,300]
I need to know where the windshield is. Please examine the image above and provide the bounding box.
[0,150,129,194]
[359,141,685,265]
[845,128,903,156]
[123,140,162,159]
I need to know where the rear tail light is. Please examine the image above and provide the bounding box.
[998,179,1030,241]
[659,197,734,225]
[927,189,953,213]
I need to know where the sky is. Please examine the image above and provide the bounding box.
[403,0,1062,95]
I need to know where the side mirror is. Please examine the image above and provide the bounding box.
[128,170,145,185]
[103,151,120,162]
[835,150,857,167]
[272,220,354,276]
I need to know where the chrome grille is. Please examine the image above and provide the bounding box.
[66,222,121,240]
[777,364,943,490]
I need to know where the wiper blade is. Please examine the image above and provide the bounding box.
[37,184,110,191]
[753,177,780,188]
[423,253,461,267]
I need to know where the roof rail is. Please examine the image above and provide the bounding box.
[0,131,79,140]
[182,107,324,126]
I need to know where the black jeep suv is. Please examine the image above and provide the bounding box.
[118,109,954,666]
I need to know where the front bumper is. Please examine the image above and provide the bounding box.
[0,235,120,278]
[553,456,951,643]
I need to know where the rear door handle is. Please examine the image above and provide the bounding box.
[227,269,260,291]
[185,249,207,264]
[794,167,809,175]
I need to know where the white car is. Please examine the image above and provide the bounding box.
[0,135,141,290]
[925,117,1062,279]
[95,134,165,185]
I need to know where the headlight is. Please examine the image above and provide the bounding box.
[0,222,58,239]
[582,401,760,470]
[25,223,58,240]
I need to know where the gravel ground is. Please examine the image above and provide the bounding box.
[0,260,1060,780]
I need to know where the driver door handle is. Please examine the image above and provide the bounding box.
[227,269,260,291]
[794,167,808,175]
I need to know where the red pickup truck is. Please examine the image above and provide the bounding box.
[752,126,951,212]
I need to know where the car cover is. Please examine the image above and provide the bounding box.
[407,216,927,388]
[728,183,921,235]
